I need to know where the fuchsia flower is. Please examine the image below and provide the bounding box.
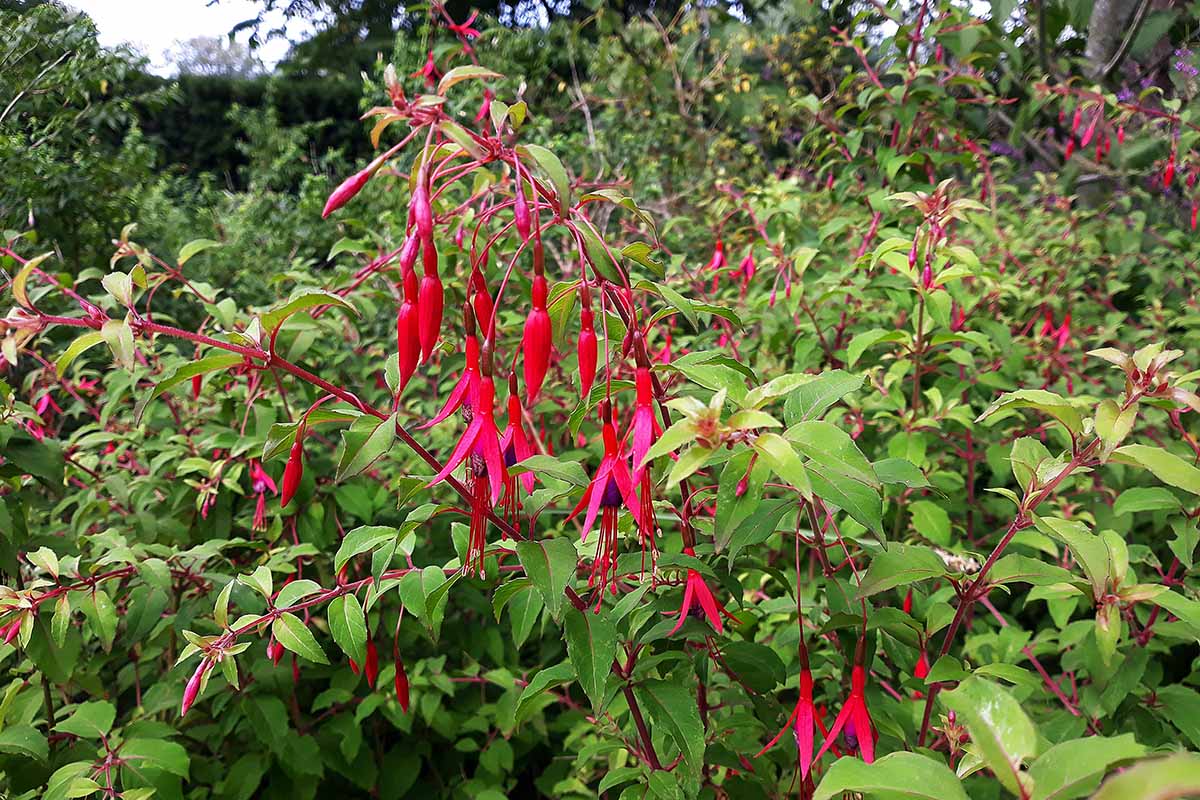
[669,545,734,635]
[577,285,597,399]
[422,304,480,430]
[815,663,876,764]
[627,340,662,562]
[411,50,440,87]
[428,345,506,575]
[281,430,304,509]
[568,401,641,603]
[447,10,482,40]
[522,241,552,404]
[411,177,444,362]
[475,88,494,124]
[756,660,816,782]
[250,460,277,532]
[396,263,421,394]
[180,660,208,717]
[471,270,493,333]
[499,373,536,534]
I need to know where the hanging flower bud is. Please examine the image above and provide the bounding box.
[1117,125,1125,145]
[267,637,284,666]
[322,167,374,219]
[471,270,493,333]
[907,236,919,271]
[365,638,379,689]
[522,242,552,405]
[394,651,410,712]
[577,286,598,400]
[180,660,207,717]
[903,589,914,615]
[191,375,202,400]
[513,165,531,242]
[398,231,420,275]
[1081,111,1100,147]
[281,429,304,509]
[1164,152,1176,188]
[1070,105,1082,137]
[412,180,434,244]
[418,240,443,362]
[1064,139,1075,160]
[1192,203,1198,232]
[500,373,536,534]
[397,267,421,391]
[704,239,726,273]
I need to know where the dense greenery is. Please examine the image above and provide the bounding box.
[2,1,1200,798]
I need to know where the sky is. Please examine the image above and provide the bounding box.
[66,0,309,75]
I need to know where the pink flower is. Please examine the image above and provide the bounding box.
[669,546,733,635]
[815,664,876,763]
[411,50,440,87]
[499,373,536,534]
[421,304,480,430]
[756,664,816,781]
[180,660,207,717]
[250,460,277,532]
[568,402,641,602]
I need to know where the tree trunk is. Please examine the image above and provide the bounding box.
[1085,0,1140,79]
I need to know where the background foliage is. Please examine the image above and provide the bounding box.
[3,0,1200,798]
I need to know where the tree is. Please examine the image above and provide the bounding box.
[169,35,265,78]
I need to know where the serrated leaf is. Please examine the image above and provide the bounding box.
[272,612,328,664]
[327,594,368,666]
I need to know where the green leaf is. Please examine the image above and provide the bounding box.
[10,251,53,309]
[857,544,947,597]
[0,724,49,761]
[101,318,135,370]
[1091,753,1200,800]
[55,332,105,377]
[274,579,321,608]
[516,538,577,623]
[846,328,907,367]
[1113,487,1181,516]
[57,701,116,739]
[814,752,968,800]
[515,661,575,724]
[753,432,812,499]
[260,289,358,336]
[135,354,244,423]
[272,612,329,664]
[238,565,273,599]
[720,641,786,693]
[1029,734,1146,800]
[336,413,397,481]
[81,589,117,651]
[517,143,570,215]
[335,526,398,574]
[976,389,1083,435]
[941,677,1036,797]
[563,607,617,712]
[1149,592,1200,638]
[438,65,502,93]
[177,238,221,265]
[1112,444,1200,496]
[120,737,190,778]
[990,555,1078,587]
[787,420,879,489]
[909,500,951,545]
[635,681,705,787]
[327,594,368,666]
[783,370,864,424]
[510,455,589,487]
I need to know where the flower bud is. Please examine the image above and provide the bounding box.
[180,661,206,717]
[281,434,304,509]
[322,167,373,219]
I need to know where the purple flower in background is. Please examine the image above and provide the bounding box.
[1174,48,1199,77]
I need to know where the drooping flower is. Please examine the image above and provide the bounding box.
[522,241,552,404]
[912,649,930,699]
[394,648,410,712]
[428,344,506,576]
[411,49,440,88]
[396,264,421,393]
[447,10,482,40]
[250,460,277,532]
[180,660,208,717]
[513,164,531,242]
[669,545,734,635]
[577,285,597,400]
[475,88,494,124]
[756,659,816,782]
[421,304,480,430]
[471,269,493,333]
[418,237,443,362]
[568,401,641,604]
[281,430,304,509]
[499,373,536,535]
[627,341,662,566]
[815,663,876,764]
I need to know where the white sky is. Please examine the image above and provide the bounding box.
[66,0,308,75]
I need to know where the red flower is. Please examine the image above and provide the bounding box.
[447,10,482,40]
[627,344,661,564]
[669,545,733,635]
[411,50,440,88]
[421,304,480,430]
[568,401,641,602]
[396,264,421,393]
[475,88,494,124]
[514,165,531,242]
[428,347,505,575]
[365,638,380,689]
[250,460,277,532]
[577,285,598,399]
[322,167,373,219]
[418,239,443,363]
[815,664,876,763]
[500,373,536,534]
[281,431,304,509]
[1055,313,1072,351]
[756,665,816,781]
[522,241,552,404]
[180,660,207,717]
